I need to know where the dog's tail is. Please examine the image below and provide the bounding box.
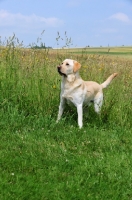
[101,73,118,89]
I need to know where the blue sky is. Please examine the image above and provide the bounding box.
[0,0,132,47]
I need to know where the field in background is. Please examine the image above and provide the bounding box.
[0,39,132,199]
[52,46,132,59]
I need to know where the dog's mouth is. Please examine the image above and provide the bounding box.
[57,66,67,77]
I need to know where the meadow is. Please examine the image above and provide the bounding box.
[0,36,132,200]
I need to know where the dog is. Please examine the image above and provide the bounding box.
[57,59,117,128]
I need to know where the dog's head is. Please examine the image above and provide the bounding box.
[57,59,81,77]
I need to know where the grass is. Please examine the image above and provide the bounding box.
[1,126,132,200]
[0,37,132,199]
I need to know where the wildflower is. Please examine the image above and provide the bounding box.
[53,85,56,89]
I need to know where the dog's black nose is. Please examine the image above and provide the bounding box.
[57,66,61,72]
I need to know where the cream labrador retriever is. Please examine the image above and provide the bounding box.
[57,59,117,128]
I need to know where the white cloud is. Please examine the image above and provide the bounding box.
[0,10,63,28]
[109,13,131,23]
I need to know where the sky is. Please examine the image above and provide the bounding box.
[0,0,132,47]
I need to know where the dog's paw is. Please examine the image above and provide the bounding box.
[113,73,118,77]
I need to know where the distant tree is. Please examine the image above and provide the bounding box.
[31,43,52,49]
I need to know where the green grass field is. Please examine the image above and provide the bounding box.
[0,39,132,199]
[64,46,132,53]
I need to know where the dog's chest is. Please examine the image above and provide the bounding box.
[61,84,84,106]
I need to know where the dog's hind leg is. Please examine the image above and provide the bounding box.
[94,93,103,114]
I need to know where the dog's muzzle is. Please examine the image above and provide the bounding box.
[57,66,67,77]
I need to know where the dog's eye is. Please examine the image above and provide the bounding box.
[66,63,69,66]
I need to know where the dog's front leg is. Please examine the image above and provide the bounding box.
[77,104,83,128]
[57,97,66,122]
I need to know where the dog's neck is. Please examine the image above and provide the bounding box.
[61,72,83,90]
[62,71,81,83]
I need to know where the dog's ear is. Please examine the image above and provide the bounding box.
[73,61,81,72]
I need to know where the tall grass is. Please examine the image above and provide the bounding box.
[0,37,59,130]
[0,35,132,199]
[1,37,131,129]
